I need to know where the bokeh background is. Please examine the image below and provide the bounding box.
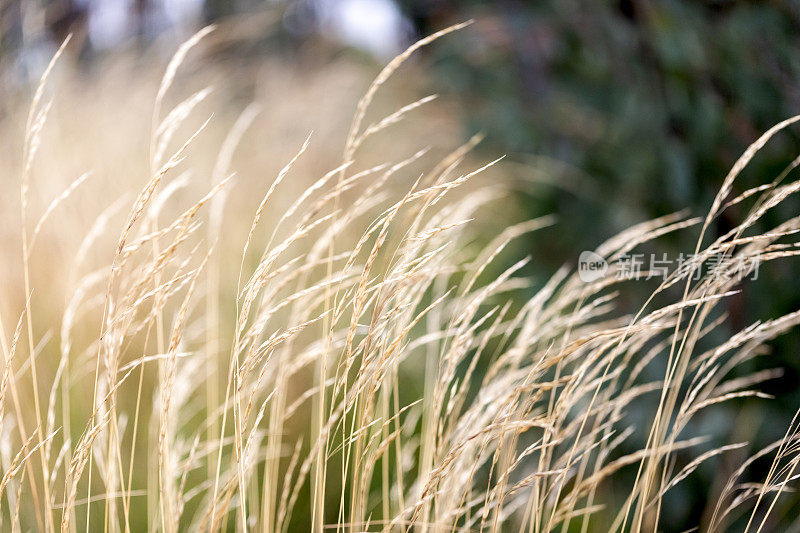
[3,1,800,530]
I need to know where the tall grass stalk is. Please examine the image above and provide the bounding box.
[1,25,800,532]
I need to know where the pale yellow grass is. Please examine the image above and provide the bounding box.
[0,25,799,533]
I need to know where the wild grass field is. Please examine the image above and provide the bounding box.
[2,24,800,532]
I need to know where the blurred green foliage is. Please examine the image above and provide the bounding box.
[405,0,800,258]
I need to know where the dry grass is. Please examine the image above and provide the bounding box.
[1,25,800,532]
